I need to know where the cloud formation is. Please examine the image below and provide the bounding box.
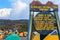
[0,0,28,20]
[9,0,28,20]
[10,0,27,14]
[0,8,12,17]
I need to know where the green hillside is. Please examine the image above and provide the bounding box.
[0,20,28,32]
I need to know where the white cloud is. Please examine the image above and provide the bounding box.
[0,8,12,17]
[10,0,27,14]
[7,0,28,20]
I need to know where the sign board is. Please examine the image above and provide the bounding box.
[29,1,59,40]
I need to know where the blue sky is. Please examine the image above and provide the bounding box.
[0,0,60,20]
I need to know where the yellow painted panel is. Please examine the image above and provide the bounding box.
[32,34,40,40]
[33,34,59,40]
[44,35,59,40]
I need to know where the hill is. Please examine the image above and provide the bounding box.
[0,19,28,32]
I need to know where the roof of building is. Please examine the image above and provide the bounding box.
[30,1,58,6]
[46,1,53,6]
[30,1,42,6]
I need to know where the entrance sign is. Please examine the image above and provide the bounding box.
[28,0,60,40]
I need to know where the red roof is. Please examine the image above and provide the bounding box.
[46,1,53,6]
[30,1,58,6]
[30,1,42,6]
[46,1,58,6]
